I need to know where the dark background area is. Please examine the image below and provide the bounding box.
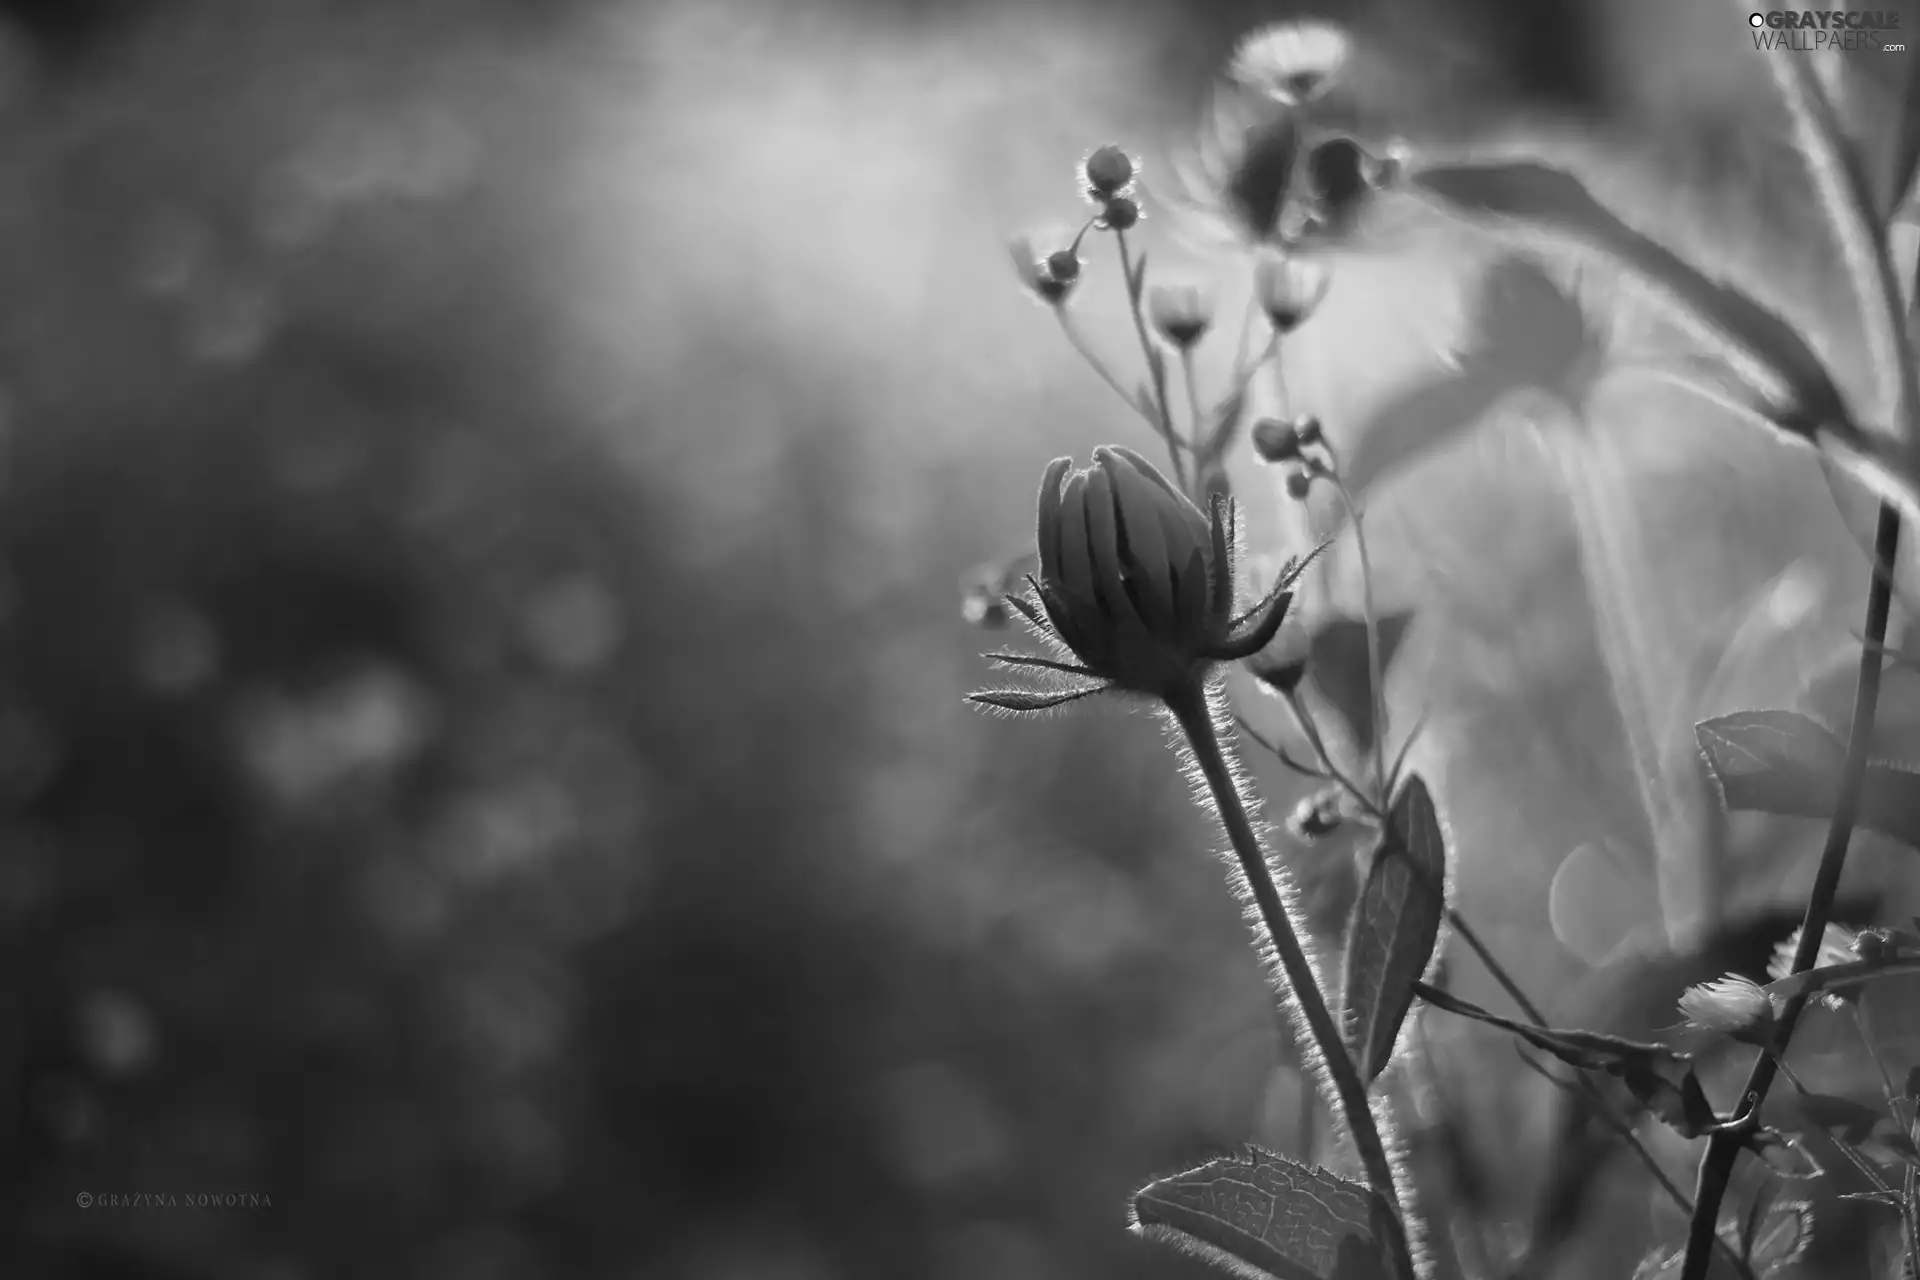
[0,2,1917,1278]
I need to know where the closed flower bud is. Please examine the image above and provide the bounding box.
[1678,975,1778,1046]
[1083,144,1135,196]
[1007,232,1077,306]
[1147,282,1214,350]
[1252,417,1301,464]
[1293,414,1323,446]
[1098,195,1140,231]
[1020,447,1300,699]
[1283,466,1313,500]
[1254,254,1330,333]
[1046,249,1083,283]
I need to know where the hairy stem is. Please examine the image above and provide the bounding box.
[1165,682,1413,1273]
[1678,501,1901,1280]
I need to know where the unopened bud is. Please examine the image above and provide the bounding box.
[1284,467,1313,501]
[1252,418,1301,464]
[1254,254,1330,333]
[1147,282,1213,350]
[1046,249,1082,283]
[1098,196,1140,231]
[1083,145,1134,196]
[1293,415,1323,447]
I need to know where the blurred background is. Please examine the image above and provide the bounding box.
[1,1,1917,1277]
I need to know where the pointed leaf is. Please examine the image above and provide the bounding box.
[1696,710,1920,849]
[1131,1147,1411,1280]
[1340,773,1447,1082]
[966,684,1107,714]
[1764,956,1920,1005]
[1412,982,1685,1075]
[1696,710,1847,814]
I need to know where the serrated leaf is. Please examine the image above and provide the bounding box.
[1131,1147,1411,1280]
[1340,773,1446,1082]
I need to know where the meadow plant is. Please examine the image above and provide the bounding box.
[967,15,1920,1280]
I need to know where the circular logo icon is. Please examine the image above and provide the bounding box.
[75,1192,93,1208]
[1749,12,1766,25]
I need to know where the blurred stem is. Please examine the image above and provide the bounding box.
[1535,402,1716,949]
[1852,1004,1901,1108]
[1679,501,1901,1280]
[1165,682,1412,1272]
[1115,230,1187,489]
[1326,465,1389,801]
[1181,346,1208,492]
[1275,687,1712,1254]
[1054,306,1168,437]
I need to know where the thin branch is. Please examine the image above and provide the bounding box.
[1678,501,1901,1279]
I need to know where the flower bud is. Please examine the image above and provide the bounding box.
[1228,21,1350,107]
[1770,923,1862,1009]
[1046,249,1083,284]
[1083,145,1134,196]
[1678,975,1777,1046]
[1017,446,1302,699]
[1293,415,1323,447]
[1098,196,1140,231]
[1254,254,1330,333]
[1147,282,1213,350]
[1284,467,1313,501]
[1008,232,1078,306]
[1252,417,1301,464]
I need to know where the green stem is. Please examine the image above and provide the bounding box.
[1329,472,1390,801]
[1115,229,1187,490]
[1678,501,1901,1280]
[1165,682,1412,1274]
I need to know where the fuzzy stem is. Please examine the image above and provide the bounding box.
[1165,682,1413,1274]
[1677,502,1901,1280]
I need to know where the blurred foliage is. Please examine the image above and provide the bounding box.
[0,2,1917,1280]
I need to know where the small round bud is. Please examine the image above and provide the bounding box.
[1147,282,1214,351]
[1097,196,1140,231]
[1083,145,1134,196]
[1293,415,1323,447]
[1283,466,1313,501]
[1046,249,1082,283]
[1252,418,1301,464]
[1036,274,1072,304]
[1855,929,1892,965]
